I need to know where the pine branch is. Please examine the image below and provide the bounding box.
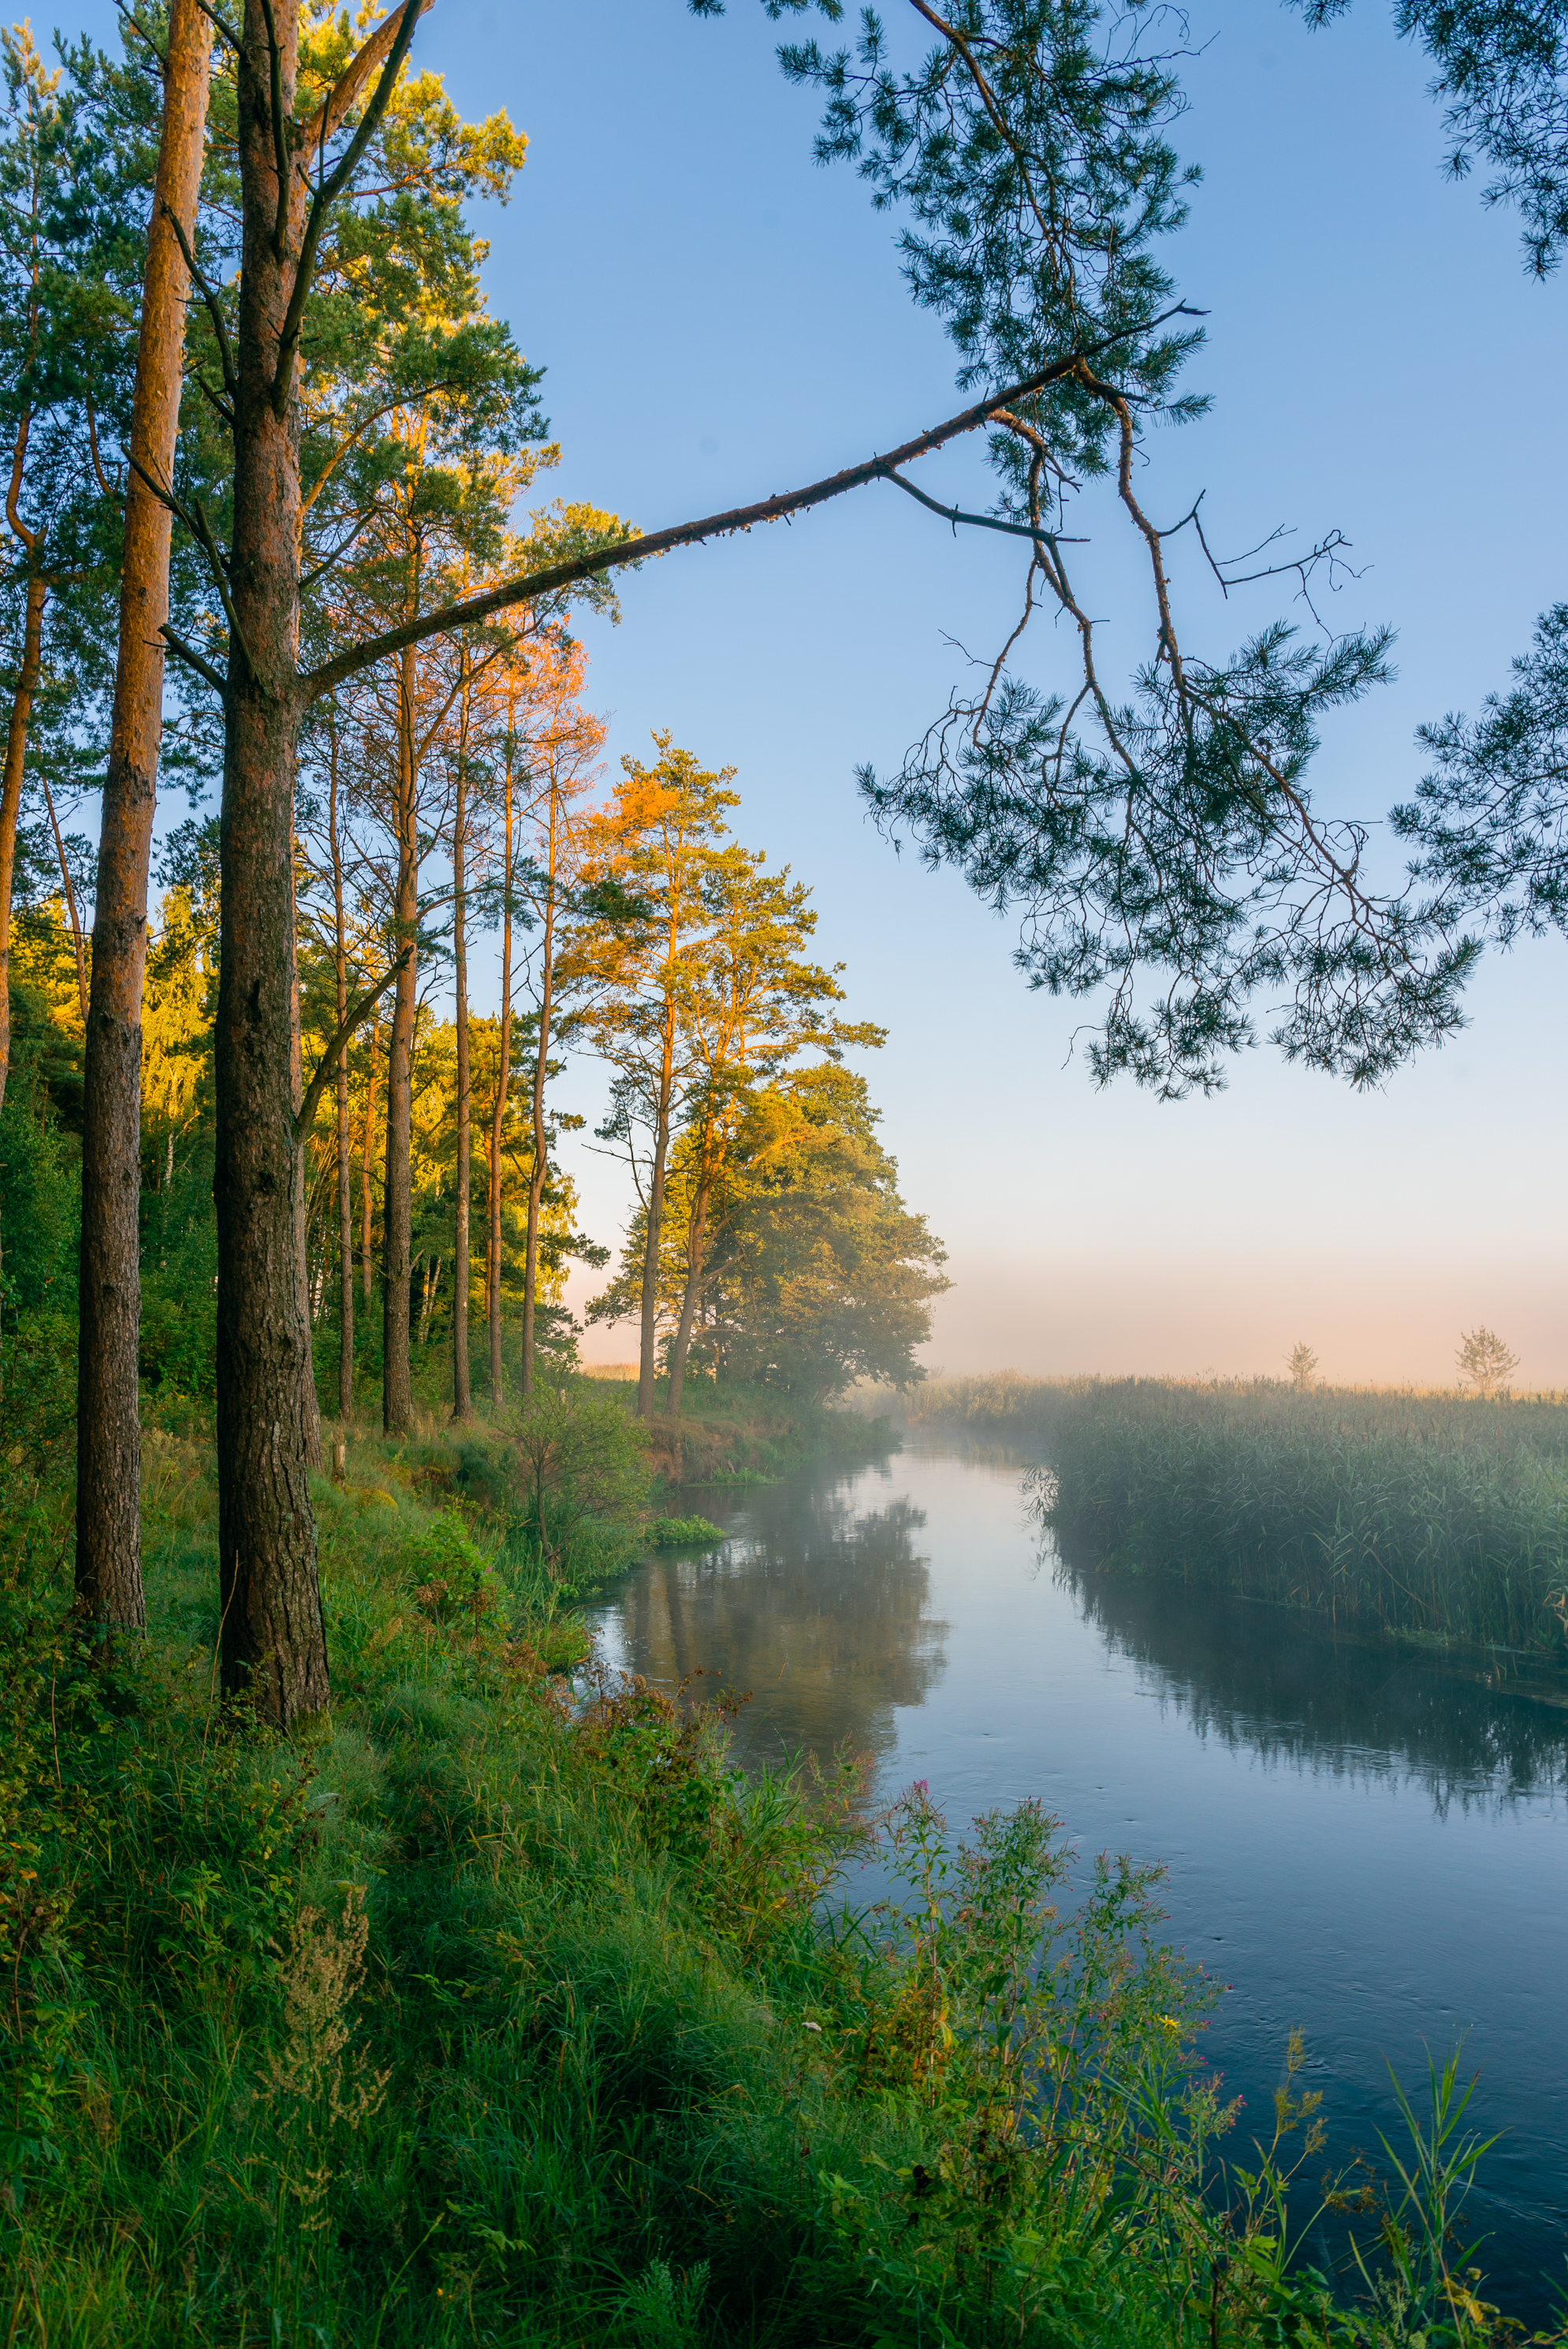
[302,313,1195,699]
[296,951,410,1142]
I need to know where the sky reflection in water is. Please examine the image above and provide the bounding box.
[592,1435,1568,2321]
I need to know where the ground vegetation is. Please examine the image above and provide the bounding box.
[0,1330,1541,2347]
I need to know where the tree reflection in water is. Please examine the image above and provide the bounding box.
[608,1479,949,1770]
[1051,1529,1568,1815]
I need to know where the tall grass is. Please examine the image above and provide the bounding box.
[909,1376,1568,1654]
[0,1327,1552,2343]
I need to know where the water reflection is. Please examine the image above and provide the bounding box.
[611,1476,948,1768]
[596,1442,1568,2321]
[1052,1536,1568,1812]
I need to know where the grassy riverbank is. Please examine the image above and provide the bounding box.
[0,1329,1544,2344]
[591,1373,901,1488]
[908,1376,1568,1657]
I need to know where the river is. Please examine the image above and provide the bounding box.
[590,1431,1568,2324]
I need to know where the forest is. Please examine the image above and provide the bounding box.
[2,0,1567,2342]
[0,0,956,1722]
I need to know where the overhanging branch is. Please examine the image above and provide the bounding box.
[301,311,1196,700]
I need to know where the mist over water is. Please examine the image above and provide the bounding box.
[594,1434,1568,2324]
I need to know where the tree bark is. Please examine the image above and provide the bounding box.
[520,780,556,1404]
[214,1,328,1725]
[488,713,515,1406]
[75,0,212,1636]
[0,569,47,1114]
[665,1168,712,1418]
[382,633,419,1435]
[290,852,322,1469]
[636,1011,676,1421]
[330,714,353,1418]
[360,1003,378,1301]
[41,775,88,1025]
[450,659,471,1418]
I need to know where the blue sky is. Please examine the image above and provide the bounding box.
[78,0,1568,1381]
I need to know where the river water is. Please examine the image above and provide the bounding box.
[590,1434,1568,2322]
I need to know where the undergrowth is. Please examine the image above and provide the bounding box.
[0,1326,1556,2345]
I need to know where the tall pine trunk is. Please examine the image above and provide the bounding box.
[635,1014,676,1420]
[330,715,353,1418]
[451,660,471,1418]
[520,784,557,1403]
[382,634,419,1435]
[665,1166,713,1418]
[0,568,47,1113]
[75,0,211,1633]
[214,1,328,1723]
[488,716,515,1406]
[360,1005,378,1301]
[290,856,322,1468]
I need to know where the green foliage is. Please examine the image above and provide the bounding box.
[1291,0,1568,277]
[681,1064,948,1400]
[1395,602,1568,942]
[734,2,1472,1092]
[505,1376,653,1578]
[0,1018,79,1318]
[646,1513,725,1549]
[138,1126,218,1396]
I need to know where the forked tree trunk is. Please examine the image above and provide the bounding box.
[382,635,419,1435]
[330,720,353,1417]
[0,568,47,1114]
[451,664,471,1418]
[75,0,212,1636]
[214,1,328,1723]
[488,730,515,1407]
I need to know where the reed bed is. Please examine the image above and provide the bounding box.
[907,1376,1568,1653]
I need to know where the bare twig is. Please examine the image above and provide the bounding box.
[158,624,227,695]
[162,200,238,402]
[885,467,1084,545]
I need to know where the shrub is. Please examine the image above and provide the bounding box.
[506,1378,650,1578]
[645,1513,724,1550]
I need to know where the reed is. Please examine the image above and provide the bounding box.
[910,1376,1568,1653]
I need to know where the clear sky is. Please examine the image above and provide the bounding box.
[77,0,1568,1385]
